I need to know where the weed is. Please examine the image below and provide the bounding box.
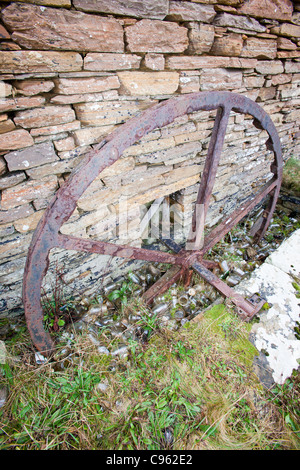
[171,340,195,366]
[294,322,300,341]
[137,311,159,337]
[106,273,146,312]
[107,281,133,310]
[41,263,76,334]
[268,377,300,437]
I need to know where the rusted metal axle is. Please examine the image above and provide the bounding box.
[22,91,282,355]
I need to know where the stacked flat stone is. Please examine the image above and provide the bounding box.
[0,0,299,317]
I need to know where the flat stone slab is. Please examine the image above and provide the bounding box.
[236,229,300,386]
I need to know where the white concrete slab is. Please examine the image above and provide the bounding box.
[236,229,300,386]
[266,229,300,278]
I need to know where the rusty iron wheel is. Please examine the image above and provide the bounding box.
[22,92,282,355]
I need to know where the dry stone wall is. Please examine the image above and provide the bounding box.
[0,0,300,317]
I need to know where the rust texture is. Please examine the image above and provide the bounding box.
[22,91,282,355]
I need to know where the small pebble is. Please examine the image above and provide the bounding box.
[162,427,173,448]
[97,346,110,355]
[95,382,108,393]
[88,333,100,345]
[111,345,128,357]
[35,352,46,365]
[0,387,7,408]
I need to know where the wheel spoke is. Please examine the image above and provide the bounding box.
[57,233,184,265]
[200,177,279,255]
[250,184,281,242]
[188,105,231,250]
[191,261,265,320]
[143,265,185,304]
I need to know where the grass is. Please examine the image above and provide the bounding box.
[282,157,300,196]
[1,203,300,450]
[0,299,299,450]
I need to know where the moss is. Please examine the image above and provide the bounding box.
[282,157,300,197]
[201,303,259,367]
[89,353,112,368]
[292,282,300,293]
[262,302,271,310]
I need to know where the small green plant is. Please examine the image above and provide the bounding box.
[264,233,274,243]
[137,310,159,336]
[107,281,133,310]
[41,263,75,333]
[292,282,300,293]
[47,367,101,408]
[294,321,300,341]
[221,316,240,340]
[171,340,195,366]
[42,293,68,331]
[268,377,300,437]
[162,289,173,302]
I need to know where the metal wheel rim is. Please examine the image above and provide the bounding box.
[22,91,282,355]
